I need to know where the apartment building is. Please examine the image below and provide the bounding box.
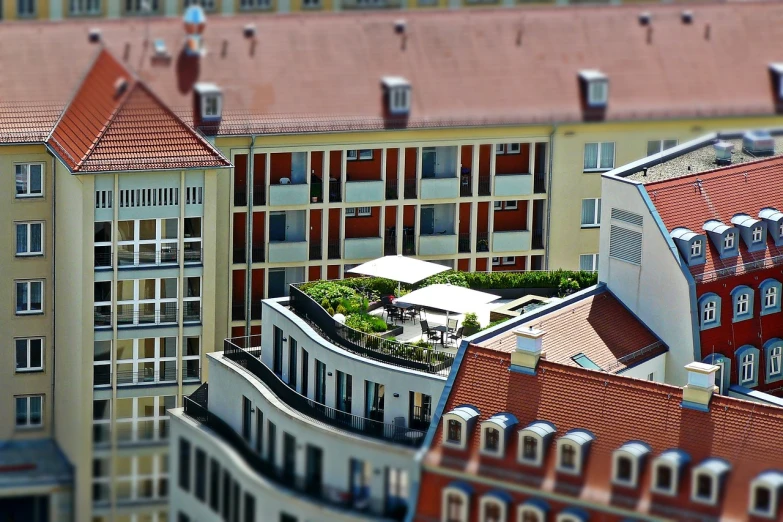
[169,293,450,521]
[600,130,783,400]
[0,0,708,23]
[413,317,783,521]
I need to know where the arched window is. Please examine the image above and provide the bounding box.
[736,345,760,387]
[731,286,754,322]
[742,352,755,383]
[612,441,650,488]
[485,427,500,452]
[760,279,782,315]
[749,471,783,518]
[651,449,690,496]
[703,354,729,395]
[560,444,576,470]
[698,293,721,330]
[517,421,555,467]
[763,339,783,384]
[556,429,593,475]
[478,496,507,522]
[691,458,730,505]
[447,420,462,443]
[771,346,782,376]
[446,493,464,522]
[441,486,470,522]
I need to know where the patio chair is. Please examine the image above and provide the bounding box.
[405,306,420,324]
[448,326,464,347]
[420,320,439,343]
[447,318,458,333]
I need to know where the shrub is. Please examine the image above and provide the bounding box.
[462,312,480,330]
[326,306,335,316]
[413,339,432,349]
[345,313,388,334]
[419,269,597,291]
[480,317,510,331]
[303,281,364,311]
[335,304,347,315]
[419,271,469,288]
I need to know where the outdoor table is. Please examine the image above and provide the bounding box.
[431,325,449,345]
[391,300,413,323]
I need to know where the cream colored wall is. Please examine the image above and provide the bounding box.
[53,159,94,522]
[203,168,223,374]
[0,146,55,441]
[547,116,783,271]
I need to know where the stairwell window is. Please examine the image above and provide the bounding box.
[15,395,43,428]
[16,222,43,256]
[581,198,601,227]
[15,338,43,372]
[16,280,43,314]
[15,163,43,197]
[583,142,614,171]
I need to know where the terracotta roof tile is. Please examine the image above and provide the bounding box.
[5,3,783,136]
[419,346,783,520]
[0,103,63,143]
[47,49,229,172]
[645,157,783,278]
[477,290,665,372]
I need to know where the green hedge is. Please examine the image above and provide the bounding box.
[419,269,597,296]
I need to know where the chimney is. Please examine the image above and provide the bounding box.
[511,326,545,374]
[681,362,719,411]
[88,28,101,43]
[713,141,733,165]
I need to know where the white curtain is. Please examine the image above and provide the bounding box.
[600,142,615,169]
[16,224,27,253]
[583,143,598,170]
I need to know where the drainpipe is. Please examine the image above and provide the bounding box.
[49,152,57,436]
[245,135,256,336]
[544,124,557,269]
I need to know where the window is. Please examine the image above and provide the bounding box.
[579,253,599,272]
[769,344,782,377]
[556,431,593,475]
[752,226,764,243]
[616,456,632,483]
[70,0,100,14]
[183,336,201,381]
[587,81,608,106]
[581,198,601,227]
[695,473,713,502]
[752,485,772,515]
[612,443,649,488]
[15,338,43,372]
[93,457,111,504]
[209,459,220,512]
[345,207,356,217]
[760,279,782,315]
[244,493,256,522]
[346,150,358,161]
[389,87,410,114]
[17,0,36,16]
[178,438,191,492]
[647,139,678,156]
[116,395,175,443]
[116,278,178,327]
[15,163,43,197]
[583,142,614,171]
[491,257,500,266]
[724,233,735,250]
[479,497,505,522]
[698,294,720,330]
[504,200,518,210]
[358,150,373,160]
[703,302,716,322]
[118,218,178,266]
[184,217,202,263]
[16,222,43,256]
[654,464,673,494]
[559,444,576,470]
[447,420,462,444]
[357,206,372,217]
[502,256,515,266]
[765,286,778,309]
[15,395,43,428]
[442,489,468,522]
[194,448,206,501]
[521,436,538,463]
[114,453,168,503]
[16,280,43,314]
[204,94,220,117]
[507,143,521,154]
[242,396,252,442]
[742,352,755,384]
[735,345,760,387]
[495,144,505,155]
[737,294,750,315]
[94,221,112,268]
[484,427,500,453]
[115,337,177,385]
[93,399,111,445]
[732,286,754,321]
[690,240,702,258]
[519,506,545,522]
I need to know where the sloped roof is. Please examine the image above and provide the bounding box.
[416,345,783,521]
[477,289,665,373]
[47,49,229,172]
[645,156,783,278]
[4,2,783,137]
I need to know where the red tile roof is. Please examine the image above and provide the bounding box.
[417,345,783,521]
[477,289,665,373]
[47,49,229,172]
[645,156,783,278]
[5,2,783,136]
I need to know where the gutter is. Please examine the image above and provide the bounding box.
[245,135,256,334]
[47,150,57,438]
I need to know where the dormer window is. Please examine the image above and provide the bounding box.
[749,471,783,518]
[485,428,499,452]
[671,228,706,266]
[579,70,609,108]
[651,449,689,496]
[691,458,730,505]
[731,286,754,322]
[442,405,479,450]
[555,429,593,475]
[698,293,721,330]
[517,421,555,467]
[194,83,223,122]
[753,226,764,243]
[612,442,651,488]
[480,413,517,458]
[381,76,411,116]
[724,233,734,250]
[690,240,702,258]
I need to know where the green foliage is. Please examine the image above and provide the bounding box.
[419,269,597,292]
[303,281,364,311]
[481,317,511,331]
[558,277,582,297]
[326,306,335,316]
[412,339,433,349]
[419,271,469,288]
[345,313,388,334]
[462,312,480,330]
[335,304,347,315]
[339,277,398,302]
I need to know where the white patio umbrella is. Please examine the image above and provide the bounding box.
[346,255,450,285]
[396,284,501,315]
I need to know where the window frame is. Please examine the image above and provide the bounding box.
[690,239,702,258]
[15,337,44,373]
[752,226,764,244]
[647,139,678,156]
[15,221,44,256]
[358,149,373,161]
[15,395,43,428]
[651,459,678,496]
[441,487,470,522]
[346,150,358,161]
[502,256,515,266]
[583,142,614,172]
[760,279,782,315]
[731,286,754,322]
[698,293,721,330]
[611,443,650,489]
[478,495,507,522]
[724,232,735,250]
[388,87,411,114]
[579,253,599,272]
[586,80,608,107]
[506,143,521,155]
[517,504,547,522]
[691,470,719,505]
[580,198,601,228]
[491,257,500,266]
[69,0,101,15]
[15,163,44,198]
[749,475,782,519]
[345,207,356,218]
[495,144,505,155]
[479,423,503,458]
[16,279,44,315]
[517,430,546,467]
[504,200,518,210]
[357,206,372,217]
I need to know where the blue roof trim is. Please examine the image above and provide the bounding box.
[445,481,474,496]
[728,384,783,407]
[681,399,710,412]
[636,184,702,362]
[560,506,590,521]
[483,489,513,504]
[521,497,550,513]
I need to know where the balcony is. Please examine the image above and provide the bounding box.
[385,179,398,200]
[402,235,416,255]
[420,177,458,200]
[118,249,178,268]
[251,247,265,263]
[116,303,177,327]
[117,366,177,386]
[458,233,471,253]
[409,405,431,432]
[95,248,112,269]
[494,173,533,197]
[182,365,201,383]
[345,180,384,203]
[232,302,245,321]
[253,185,266,206]
[224,341,428,446]
[476,232,489,252]
[288,284,452,374]
[384,236,396,255]
[492,230,531,253]
[183,384,407,520]
[328,180,342,203]
[269,183,309,207]
[478,176,491,196]
[344,237,383,260]
[184,302,202,323]
[309,241,322,261]
[94,306,112,328]
[116,420,169,446]
[419,234,458,256]
[268,241,308,263]
[328,241,341,260]
[534,171,546,194]
[184,246,203,264]
[403,179,417,199]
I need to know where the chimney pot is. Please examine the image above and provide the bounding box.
[682,362,719,411]
[681,10,693,24]
[511,327,545,374]
[244,24,256,38]
[394,19,407,34]
[88,28,101,43]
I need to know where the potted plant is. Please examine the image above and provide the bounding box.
[462,312,480,336]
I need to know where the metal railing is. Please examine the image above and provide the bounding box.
[534,171,546,194]
[184,247,203,264]
[385,179,398,200]
[410,405,432,431]
[403,179,417,199]
[232,302,246,321]
[182,365,201,382]
[234,187,247,207]
[478,176,491,196]
[329,180,342,202]
[476,232,489,252]
[116,303,177,327]
[94,307,112,328]
[118,249,178,267]
[252,247,265,263]
[532,229,544,250]
[309,241,322,261]
[183,302,202,323]
[253,185,266,206]
[460,179,472,197]
[402,235,416,255]
[694,253,783,283]
[233,247,246,264]
[116,367,178,386]
[328,241,341,260]
[288,285,453,374]
[183,386,406,520]
[95,250,112,268]
[384,236,397,255]
[311,180,324,203]
[116,421,169,445]
[458,233,471,253]
[224,339,428,446]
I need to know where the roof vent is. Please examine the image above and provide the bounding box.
[183,6,207,57]
[713,141,733,165]
[394,19,406,34]
[114,77,128,97]
[153,39,168,58]
[381,76,411,116]
[243,24,256,38]
[681,10,693,24]
[743,130,775,156]
[638,12,651,26]
[88,28,101,43]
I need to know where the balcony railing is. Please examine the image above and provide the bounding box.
[116,420,169,445]
[184,247,203,264]
[95,250,112,268]
[694,253,783,283]
[328,180,342,203]
[117,303,177,327]
[410,405,432,431]
[402,235,416,256]
[327,241,341,260]
[94,307,112,328]
[250,302,262,320]
[234,186,247,207]
[224,340,429,445]
[117,367,178,386]
[233,247,246,264]
[460,178,472,197]
[534,171,546,194]
[252,247,265,263]
[288,284,453,375]
[232,302,246,321]
[184,302,202,323]
[183,386,407,520]
[478,176,491,196]
[384,236,397,256]
[182,365,201,383]
[309,241,322,261]
[532,228,544,250]
[458,233,471,253]
[94,366,111,386]
[385,179,398,200]
[118,249,178,267]
[403,179,417,199]
[253,185,266,206]
[476,232,489,252]
[311,180,324,203]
